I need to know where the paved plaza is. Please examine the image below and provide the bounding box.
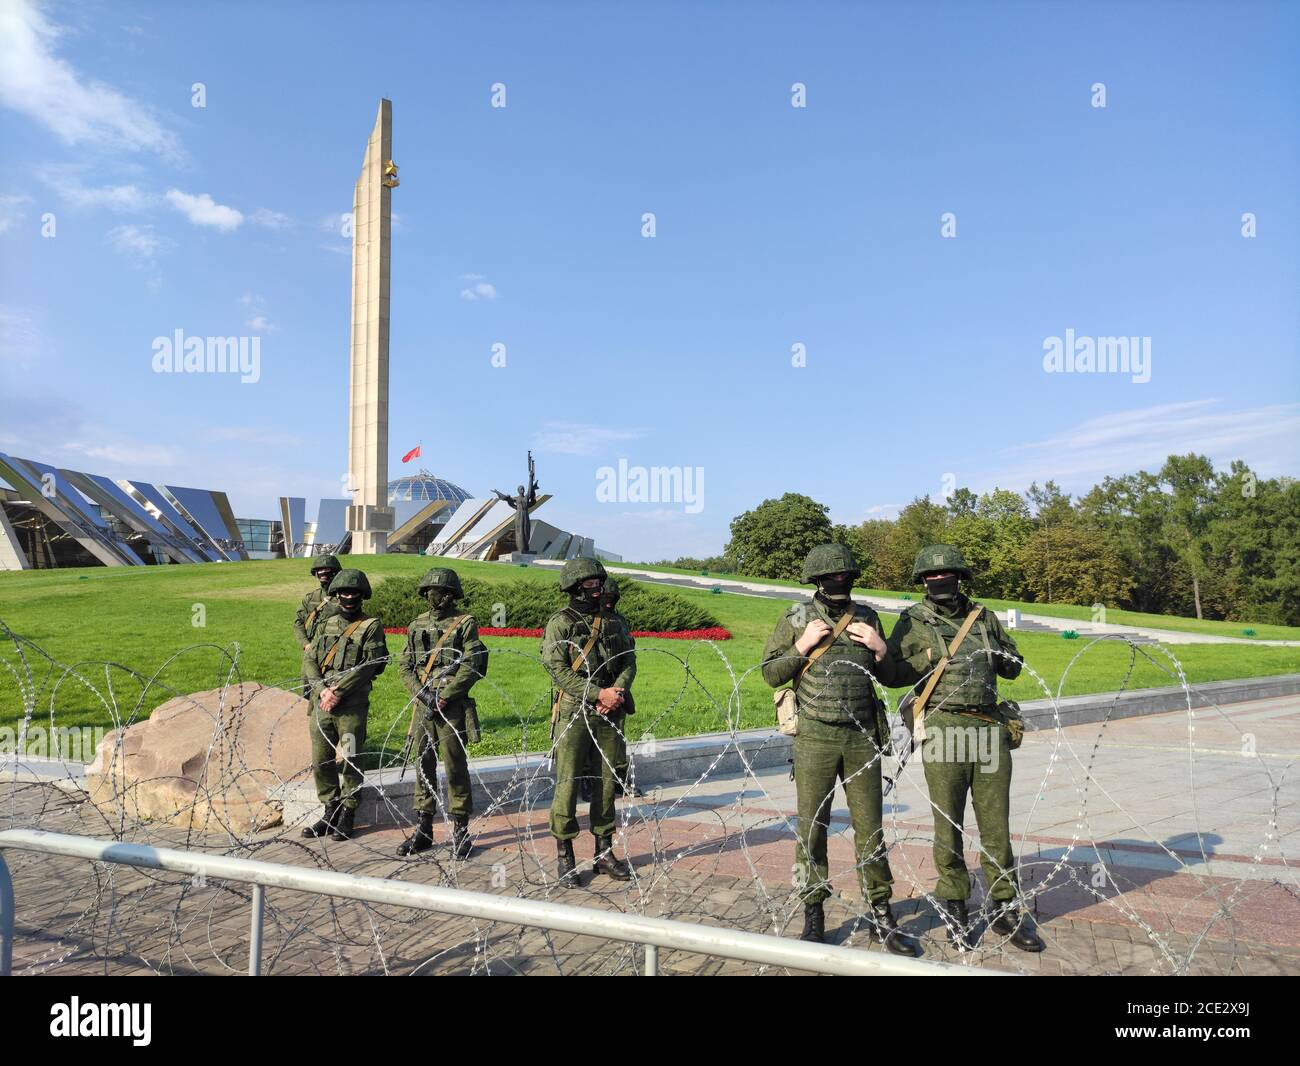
[3,695,1297,975]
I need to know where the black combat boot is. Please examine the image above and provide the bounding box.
[450,817,474,860]
[396,812,435,856]
[989,905,1046,953]
[592,833,632,880]
[330,805,356,841]
[799,902,825,943]
[555,838,582,885]
[302,800,338,839]
[935,898,973,950]
[870,901,922,958]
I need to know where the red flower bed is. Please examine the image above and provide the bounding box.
[384,626,731,640]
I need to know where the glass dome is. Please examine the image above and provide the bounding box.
[387,470,473,506]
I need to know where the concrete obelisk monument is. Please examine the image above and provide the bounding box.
[346,99,397,554]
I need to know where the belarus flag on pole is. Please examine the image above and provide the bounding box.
[401,445,422,463]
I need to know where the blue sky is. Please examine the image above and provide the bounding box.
[1,0,1297,561]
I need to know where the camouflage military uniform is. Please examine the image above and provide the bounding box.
[885,544,1042,953]
[294,555,340,705]
[763,595,900,904]
[581,578,637,798]
[762,544,919,955]
[303,573,388,815]
[398,607,488,819]
[545,606,635,839]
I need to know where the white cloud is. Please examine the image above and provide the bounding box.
[60,439,178,467]
[0,0,180,159]
[532,421,646,456]
[48,175,150,212]
[0,305,40,364]
[165,189,242,231]
[0,192,32,234]
[237,293,277,332]
[459,273,497,300]
[988,400,1300,489]
[201,426,302,447]
[250,207,291,230]
[107,223,166,263]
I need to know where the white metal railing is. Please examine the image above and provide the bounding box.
[0,829,995,977]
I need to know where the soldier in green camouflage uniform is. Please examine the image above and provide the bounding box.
[301,568,388,842]
[543,557,635,884]
[294,554,341,704]
[886,544,1044,952]
[580,577,638,802]
[396,567,489,859]
[761,543,920,956]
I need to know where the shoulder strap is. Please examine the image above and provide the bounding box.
[793,608,856,690]
[321,616,373,670]
[305,596,328,631]
[911,607,983,720]
[572,613,604,672]
[419,615,469,684]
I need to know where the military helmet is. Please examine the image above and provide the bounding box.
[559,556,607,592]
[328,568,373,598]
[800,543,861,584]
[311,554,342,576]
[417,567,463,598]
[911,544,972,582]
[602,576,621,601]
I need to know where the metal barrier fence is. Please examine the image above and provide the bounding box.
[0,829,994,977]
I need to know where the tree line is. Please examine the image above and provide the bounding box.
[656,454,1299,625]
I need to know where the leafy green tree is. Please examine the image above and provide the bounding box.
[1158,454,1216,619]
[725,493,834,580]
[878,496,949,588]
[1018,521,1133,607]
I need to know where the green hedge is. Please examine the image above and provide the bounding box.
[369,574,719,632]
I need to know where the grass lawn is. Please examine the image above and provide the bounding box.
[1,556,1296,759]
[620,562,1300,641]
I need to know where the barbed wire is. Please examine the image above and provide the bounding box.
[0,618,1295,975]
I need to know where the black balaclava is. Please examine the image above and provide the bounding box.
[313,569,335,591]
[924,573,961,607]
[428,589,457,617]
[815,571,854,608]
[570,578,604,614]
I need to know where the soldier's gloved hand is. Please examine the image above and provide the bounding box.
[795,618,832,656]
[848,621,887,660]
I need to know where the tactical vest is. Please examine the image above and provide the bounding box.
[411,612,468,673]
[551,608,619,708]
[794,601,884,725]
[315,613,380,680]
[907,602,998,710]
[302,589,333,640]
